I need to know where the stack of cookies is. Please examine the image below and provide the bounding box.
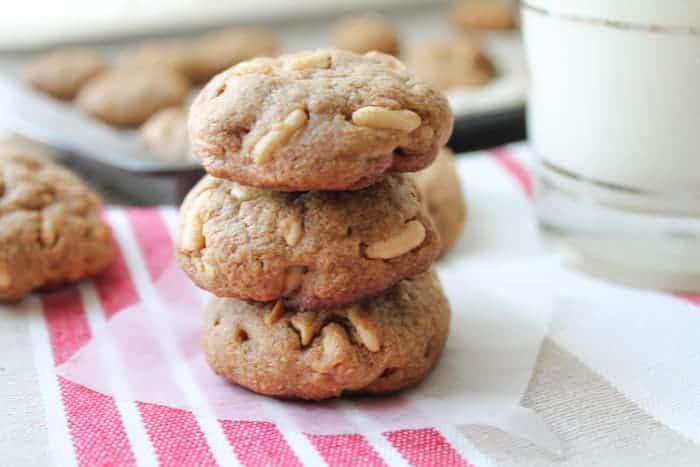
[176,48,454,400]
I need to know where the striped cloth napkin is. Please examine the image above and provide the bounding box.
[3,143,699,467]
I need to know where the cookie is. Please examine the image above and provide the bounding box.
[188,28,279,84]
[413,148,466,255]
[176,174,440,310]
[121,41,196,83]
[25,48,107,100]
[140,107,194,162]
[407,36,495,91]
[332,14,400,56]
[449,0,517,31]
[203,270,450,400]
[0,148,114,301]
[189,48,453,191]
[76,67,189,127]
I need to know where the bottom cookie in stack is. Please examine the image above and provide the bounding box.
[203,270,450,401]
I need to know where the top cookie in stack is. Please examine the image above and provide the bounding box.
[188,48,453,191]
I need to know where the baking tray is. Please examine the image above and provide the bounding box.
[0,3,526,204]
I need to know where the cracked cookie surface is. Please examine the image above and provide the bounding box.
[176,174,440,309]
[413,147,466,255]
[203,270,450,400]
[188,48,453,190]
[0,148,114,301]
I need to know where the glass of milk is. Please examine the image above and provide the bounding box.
[522,0,700,291]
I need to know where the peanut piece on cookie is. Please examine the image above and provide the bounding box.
[252,109,308,164]
[280,215,303,247]
[229,183,262,201]
[284,266,305,294]
[181,190,211,252]
[40,209,62,248]
[352,106,421,132]
[365,220,426,259]
[0,262,12,288]
[348,307,381,352]
[265,300,286,325]
[290,312,317,346]
[232,61,275,76]
[287,51,331,71]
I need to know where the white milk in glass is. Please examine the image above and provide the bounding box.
[522,0,700,291]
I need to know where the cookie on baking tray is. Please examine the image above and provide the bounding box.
[0,148,114,302]
[120,41,197,83]
[413,147,466,255]
[25,47,108,100]
[203,270,450,400]
[76,66,189,127]
[406,35,495,91]
[188,48,453,191]
[140,107,194,162]
[175,174,440,310]
[332,14,400,56]
[449,0,517,31]
[188,28,280,84]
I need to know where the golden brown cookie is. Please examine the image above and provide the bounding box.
[449,0,517,31]
[413,147,466,255]
[0,147,114,301]
[176,174,440,310]
[332,14,400,56]
[189,48,453,191]
[188,28,279,84]
[120,41,196,83]
[76,67,189,127]
[407,36,495,91]
[203,270,450,400]
[140,107,194,162]
[25,48,107,100]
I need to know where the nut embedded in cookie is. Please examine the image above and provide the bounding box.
[188,48,453,191]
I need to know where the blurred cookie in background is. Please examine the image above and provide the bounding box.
[332,14,400,56]
[0,146,114,301]
[189,28,280,83]
[449,0,517,31]
[406,35,495,91]
[412,147,466,256]
[120,40,197,84]
[140,107,194,162]
[25,47,108,100]
[76,66,189,127]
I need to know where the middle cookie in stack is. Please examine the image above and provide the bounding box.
[177,48,454,400]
